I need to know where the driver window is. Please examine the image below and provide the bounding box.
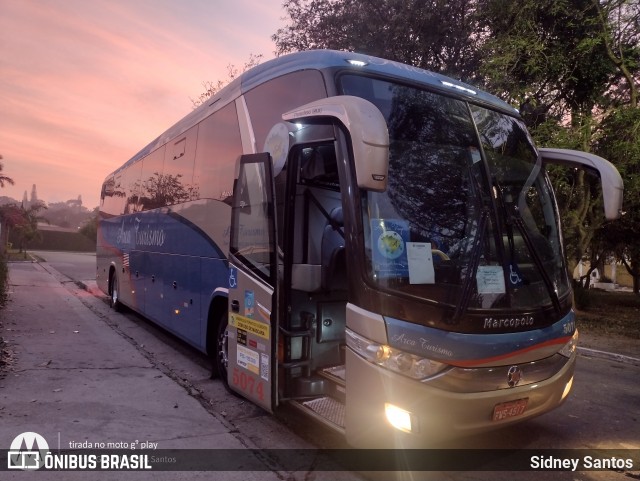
[299,145,339,190]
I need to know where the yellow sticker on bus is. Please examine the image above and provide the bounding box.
[229,313,270,340]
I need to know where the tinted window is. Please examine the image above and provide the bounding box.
[193,102,242,202]
[245,70,327,150]
[138,146,165,211]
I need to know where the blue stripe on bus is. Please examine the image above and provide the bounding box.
[385,311,576,366]
[99,209,226,259]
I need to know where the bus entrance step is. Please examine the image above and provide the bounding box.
[297,396,346,431]
[319,365,345,385]
[318,365,346,402]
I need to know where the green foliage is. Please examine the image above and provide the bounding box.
[477,0,621,117]
[12,201,47,252]
[274,0,482,80]
[9,230,95,252]
[0,155,15,189]
[0,253,8,308]
[79,207,98,241]
[573,285,592,310]
[593,106,640,292]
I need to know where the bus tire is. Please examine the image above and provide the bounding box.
[109,271,123,312]
[215,312,236,395]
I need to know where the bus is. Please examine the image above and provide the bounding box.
[97,49,623,448]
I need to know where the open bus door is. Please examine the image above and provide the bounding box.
[224,97,390,415]
[226,153,278,412]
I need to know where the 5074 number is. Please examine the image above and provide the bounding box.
[232,367,265,401]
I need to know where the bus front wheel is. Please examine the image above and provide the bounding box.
[216,313,235,395]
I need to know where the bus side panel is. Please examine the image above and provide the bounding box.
[144,250,167,328]
[130,250,146,310]
[164,254,201,346]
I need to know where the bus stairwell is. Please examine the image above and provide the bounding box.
[279,145,349,432]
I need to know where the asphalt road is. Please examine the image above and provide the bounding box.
[31,250,97,283]
[9,251,640,480]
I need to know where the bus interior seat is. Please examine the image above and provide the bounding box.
[301,145,339,187]
[321,206,346,291]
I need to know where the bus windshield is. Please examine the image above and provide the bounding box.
[340,74,569,311]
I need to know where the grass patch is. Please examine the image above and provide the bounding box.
[0,253,7,308]
[575,289,640,339]
[0,253,9,372]
[5,249,34,262]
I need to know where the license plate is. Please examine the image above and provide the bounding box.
[492,398,528,421]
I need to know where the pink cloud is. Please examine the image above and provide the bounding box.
[0,0,284,206]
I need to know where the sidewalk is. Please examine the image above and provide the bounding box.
[1,261,637,480]
[577,330,640,366]
[0,262,285,480]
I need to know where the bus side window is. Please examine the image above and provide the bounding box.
[193,102,243,202]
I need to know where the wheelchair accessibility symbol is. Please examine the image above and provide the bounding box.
[229,267,237,289]
[509,263,523,286]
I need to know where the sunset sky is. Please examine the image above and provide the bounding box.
[0,0,285,208]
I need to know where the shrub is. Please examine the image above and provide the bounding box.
[0,253,7,308]
[573,285,592,310]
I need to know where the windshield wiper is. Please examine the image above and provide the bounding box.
[451,210,489,323]
[511,215,561,313]
[493,179,561,314]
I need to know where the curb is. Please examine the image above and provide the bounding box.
[578,346,640,366]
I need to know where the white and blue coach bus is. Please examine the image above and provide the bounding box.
[97,50,623,447]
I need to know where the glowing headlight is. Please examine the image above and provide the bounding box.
[559,329,579,358]
[385,403,414,433]
[346,329,447,380]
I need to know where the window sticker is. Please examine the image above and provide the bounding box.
[407,242,435,284]
[260,353,269,381]
[371,219,410,278]
[244,290,255,318]
[476,265,506,294]
[237,345,260,375]
[263,122,289,176]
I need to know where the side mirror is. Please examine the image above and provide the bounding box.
[283,95,390,192]
[539,147,624,220]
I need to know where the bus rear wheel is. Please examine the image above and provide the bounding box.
[109,271,123,312]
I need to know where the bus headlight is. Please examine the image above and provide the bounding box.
[384,403,414,433]
[559,330,579,358]
[346,329,447,380]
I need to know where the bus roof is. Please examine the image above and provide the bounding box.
[240,50,515,112]
[114,49,517,175]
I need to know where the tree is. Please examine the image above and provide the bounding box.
[591,0,640,108]
[12,201,48,253]
[79,207,99,242]
[476,0,639,279]
[594,106,640,292]
[273,0,482,80]
[477,0,618,119]
[43,199,91,229]
[0,157,16,253]
[0,155,15,188]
